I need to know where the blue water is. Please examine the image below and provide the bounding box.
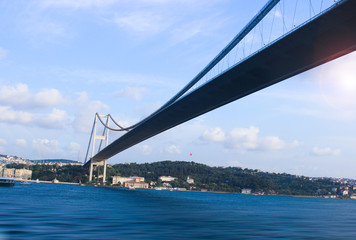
[1,184,356,239]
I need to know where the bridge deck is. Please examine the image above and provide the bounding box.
[89,0,356,163]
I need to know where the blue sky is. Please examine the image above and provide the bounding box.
[0,0,355,179]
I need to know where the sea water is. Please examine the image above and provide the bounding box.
[1,183,356,239]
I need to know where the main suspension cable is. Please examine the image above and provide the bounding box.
[95,113,131,131]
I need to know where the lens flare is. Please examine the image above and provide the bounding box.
[318,52,356,112]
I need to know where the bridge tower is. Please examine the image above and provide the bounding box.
[86,114,110,184]
[84,113,130,184]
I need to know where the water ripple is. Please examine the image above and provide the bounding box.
[1,184,356,239]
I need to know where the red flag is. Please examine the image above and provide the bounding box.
[190,153,192,156]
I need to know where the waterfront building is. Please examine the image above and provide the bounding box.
[159,176,177,182]
[155,186,170,190]
[124,181,148,189]
[0,168,32,180]
[324,195,337,199]
[14,169,32,180]
[2,168,14,177]
[241,188,252,194]
[112,176,145,185]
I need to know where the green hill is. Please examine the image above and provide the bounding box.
[17,160,346,196]
[108,161,340,196]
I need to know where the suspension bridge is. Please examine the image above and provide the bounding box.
[84,0,356,183]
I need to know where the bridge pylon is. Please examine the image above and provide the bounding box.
[85,113,110,184]
[84,112,130,184]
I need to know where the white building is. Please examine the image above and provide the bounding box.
[124,181,148,189]
[0,168,32,179]
[14,169,32,179]
[159,176,177,182]
[112,176,145,185]
[241,188,252,194]
[187,176,194,184]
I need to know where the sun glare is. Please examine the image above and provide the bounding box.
[318,52,356,111]
[338,73,356,93]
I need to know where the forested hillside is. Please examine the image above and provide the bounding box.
[8,160,343,196]
[109,161,340,195]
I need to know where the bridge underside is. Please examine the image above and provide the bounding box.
[88,0,356,164]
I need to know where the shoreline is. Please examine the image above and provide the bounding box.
[27,179,80,185]
[24,180,352,200]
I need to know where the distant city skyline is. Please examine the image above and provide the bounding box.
[0,0,355,179]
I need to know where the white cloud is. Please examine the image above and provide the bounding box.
[37,108,69,129]
[114,87,147,101]
[0,83,31,106]
[33,89,66,107]
[260,136,286,151]
[0,105,71,129]
[201,127,225,142]
[72,92,109,133]
[0,139,7,145]
[111,0,225,42]
[139,144,152,155]
[15,139,27,148]
[32,138,60,156]
[165,144,181,154]
[311,147,341,156]
[0,87,107,131]
[0,47,8,60]
[0,106,34,124]
[0,83,66,109]
[200,126,298,152]
[225,126,260,150]
[0,146,5,153]
[69,142,81,154]
[46,108,67,122]
[291,140,301,147]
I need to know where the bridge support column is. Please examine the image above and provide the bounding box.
[88,160,107,184]
[89,161,94,183]
[85,113,111,184]
[103,160,107,184]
